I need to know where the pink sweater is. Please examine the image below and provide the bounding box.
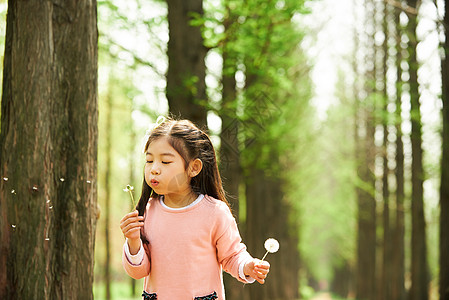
[122,195,253,299]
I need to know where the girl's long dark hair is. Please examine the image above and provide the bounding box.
[136,119,229,241]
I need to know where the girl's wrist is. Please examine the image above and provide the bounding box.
[127,238,141,255]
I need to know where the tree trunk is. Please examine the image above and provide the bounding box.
[245,168,299,300]
[219,7,245,300]
[380,2,392,299]
[104,77,113,300]
[391,5,406,300]
[405,1,429,299]
[166,0,208,128]
[355,1,377,299]
[0,1,98,299]
[439,1,449,299]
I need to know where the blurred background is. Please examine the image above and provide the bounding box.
[0,0,446,299]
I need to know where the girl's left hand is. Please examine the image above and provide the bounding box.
[243,259,270,284]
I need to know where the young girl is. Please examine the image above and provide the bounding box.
[120,119,270,300]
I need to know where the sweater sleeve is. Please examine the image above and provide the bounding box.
[122,240,151,280]
[215,205,254,283]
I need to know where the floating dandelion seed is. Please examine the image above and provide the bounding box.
[123,185,135,208]
[86,180,91,184]
[45,238,50,241]
[11,189,16,194]
[60,178,65,182]
[47,199,51,204]
[3,177,8,181]
[11,225,16,229]
[261,238,279,261]
[32,186,38,191]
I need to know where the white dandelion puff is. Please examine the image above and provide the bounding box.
[262,238,279,261]
[3,177,8,181]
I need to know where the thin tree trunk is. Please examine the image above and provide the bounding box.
[166,0,208,127]
[0,1,98,299]
[104,77,113,300]
[405,1,429,299]
[439,1,449,299]
[356,1,377,299]
[219,6,245,299]
[391,4,406,300]
[245,168,299,300]
[381,2,392,299]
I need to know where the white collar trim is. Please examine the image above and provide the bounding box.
[160,194,204,211]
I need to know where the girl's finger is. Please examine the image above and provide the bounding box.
[120,210,138,222]
[124,227,142,238]
[120,215,144,229]
[122,221,144,233]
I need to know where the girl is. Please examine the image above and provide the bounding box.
[120,118,270,300]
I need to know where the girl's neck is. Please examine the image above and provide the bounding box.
[163,190,198,208]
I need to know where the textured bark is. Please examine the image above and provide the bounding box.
[166,0,207,128]
[391,5,406,300]
[219,8,245,300]
[355,2,377,299]
[245,168,299,300]
[0,1,98,299]
[104,79,113,300]
[439,1,449,299]
[405,1,429,299]
[380,2,393,299]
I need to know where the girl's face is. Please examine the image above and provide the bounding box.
[144,137,198,204]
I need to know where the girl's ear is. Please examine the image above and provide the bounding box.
[188,158,203,178]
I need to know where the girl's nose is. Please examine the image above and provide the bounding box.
[151,165,160,175]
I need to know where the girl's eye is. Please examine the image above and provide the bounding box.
[162,161,172,165]
[146,161,153,164]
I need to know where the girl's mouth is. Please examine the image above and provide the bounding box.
[150,179,159,187]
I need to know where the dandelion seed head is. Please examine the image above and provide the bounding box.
[264,238,280,253]
[123,185,134,192]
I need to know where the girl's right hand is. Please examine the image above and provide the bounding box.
[120,210,144,254]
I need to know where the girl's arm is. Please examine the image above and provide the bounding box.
[215,206,270,284]
[120,210,150,279]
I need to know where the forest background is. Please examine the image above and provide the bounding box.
[0,0,447,300]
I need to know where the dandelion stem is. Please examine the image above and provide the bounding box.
[261,251,269,261]
[129,191,135,208]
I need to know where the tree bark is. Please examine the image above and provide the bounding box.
[104,76,113,300]
[0,1,98,299]
[405,1,429,299]
[166,0,208,128]
[380,2,393,299]
[245,168,299,300]
[439,1,449,299]
[355,2,377,299]
[219,7,245,299]
[391,5,406,300]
